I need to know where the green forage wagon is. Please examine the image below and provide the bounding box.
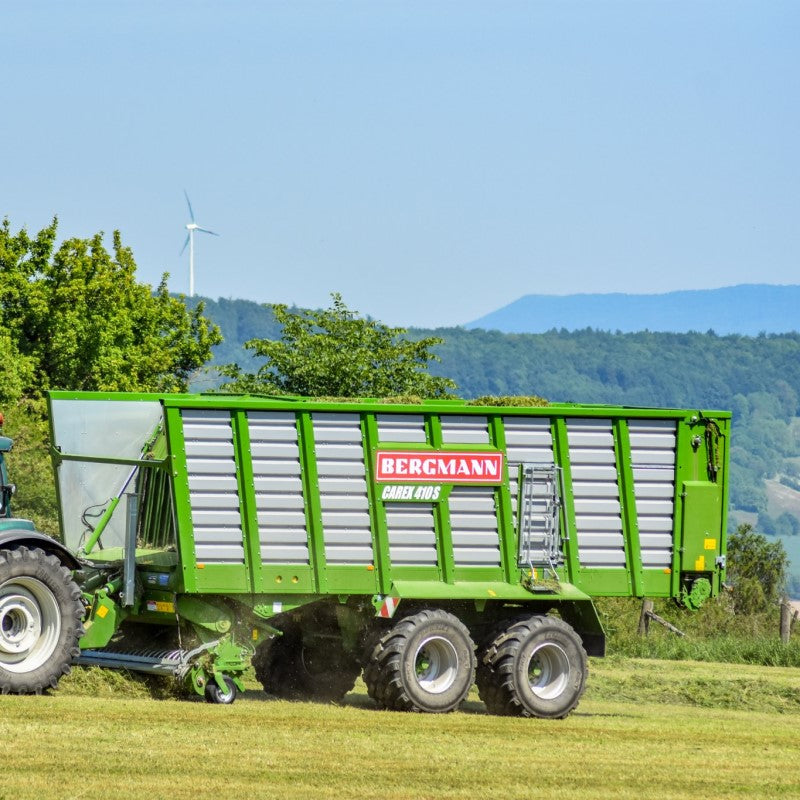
[0,392,730,716]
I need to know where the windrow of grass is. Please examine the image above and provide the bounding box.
[589,657,800,714]
[54,655,800,716]
[597,596,800,667]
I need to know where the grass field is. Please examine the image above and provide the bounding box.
[2,659,799,800]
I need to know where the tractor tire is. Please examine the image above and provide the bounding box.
[363,609,476,713]
[476,615,587,719]
[0,547,84,694]
[253,621,360,702]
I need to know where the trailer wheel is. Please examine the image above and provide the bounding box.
[0,547,84,694]
[253,622,361,702]
[204,676,237,705]
[476,615,587,719]
[364,609,476,713]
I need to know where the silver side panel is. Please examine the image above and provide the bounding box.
[312,413,373,565]
[248,411,309,565]
[183,409,245,565]
[440,415,490,444]
[448,486,501,567]
[376,414,427,443]
[503,416,555,536]
[629,419,677,568]
[567,419,626,568]
[385,504,438,566]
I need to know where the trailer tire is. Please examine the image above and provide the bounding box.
[0,547,84,695]
[476,615,587,719]
[363,609,476,713]
[253,622,360,702]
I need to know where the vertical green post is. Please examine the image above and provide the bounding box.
[231,410,262,593]
[428,415,455,584]
[613,419,643,597]
[297,411,327,593]
[163,405,198,593]
[362,413,392,595]
[670,419,692,597]
[488,415,517,583]
[552,417,580,584]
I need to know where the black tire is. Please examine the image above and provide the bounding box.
[204,676,237,705]
[476,615,587,719]
[363,609,476,713]
[0,547,84,694]
[253,622,361,702]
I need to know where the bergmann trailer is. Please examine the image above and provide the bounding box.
[0,392,730,717]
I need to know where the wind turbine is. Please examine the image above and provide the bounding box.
[180,190,219,297]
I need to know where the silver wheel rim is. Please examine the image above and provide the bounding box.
[0,577,62,674]
[413,635,459,694]
[527,642,570,700]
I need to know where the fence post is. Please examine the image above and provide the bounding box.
[780,597,792,644]
[638,598,654,636]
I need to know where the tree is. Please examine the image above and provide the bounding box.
[0,217,222,533]
[220,293,456,398]
[727,524,789,614]
[0,217,221,402]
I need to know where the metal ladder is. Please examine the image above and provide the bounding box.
[517,463,564,575]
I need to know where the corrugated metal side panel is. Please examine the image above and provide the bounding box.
[503,417,555,534]
[376,414,426,443]
[385,504,438,566]
[629,419,677,568]
[448,486,501,567]
[440,415,490,444]
[183,409,245,565]
[248,411,308,565]
[567,419,626,568]
[312,413,373,565]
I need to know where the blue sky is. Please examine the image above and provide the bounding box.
[3,1,798,327]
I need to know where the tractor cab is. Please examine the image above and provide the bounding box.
[0,413,16,518]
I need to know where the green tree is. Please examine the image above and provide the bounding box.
[0,217,222,532]
[0,218,221,400]
[727,524,789,614]
[220,293,456,398]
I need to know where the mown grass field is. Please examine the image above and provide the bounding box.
[2,658,799,800]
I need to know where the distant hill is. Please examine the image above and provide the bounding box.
[466,284,800,335]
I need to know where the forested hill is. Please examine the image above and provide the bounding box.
[466,284,800,335]
[187,295,800,528]
[424,327,800,410]
[423,327,800,523]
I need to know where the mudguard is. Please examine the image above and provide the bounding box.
[0,527,82,570]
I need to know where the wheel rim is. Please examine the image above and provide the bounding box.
[216,680,235,702]
[526,642,570,700]
[413,635,459,694]
[0,577,62,674]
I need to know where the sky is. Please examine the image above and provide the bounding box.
[3,1,799,328]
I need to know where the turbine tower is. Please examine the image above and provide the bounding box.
[180,191,219,297]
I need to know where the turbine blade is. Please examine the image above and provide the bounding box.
[183,189,195,222]
[197,227,220,236]
[179,233,190,255]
